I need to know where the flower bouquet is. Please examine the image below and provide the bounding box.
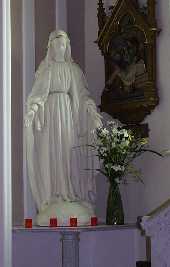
[93,121,163,225]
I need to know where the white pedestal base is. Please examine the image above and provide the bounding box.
[36,200,95,226]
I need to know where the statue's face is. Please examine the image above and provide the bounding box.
[51,36,67,60]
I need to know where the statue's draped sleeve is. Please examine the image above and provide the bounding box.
[25,60,51,209]
[69,63,102,203]
[70,63,102,141]
[26,60,51,130]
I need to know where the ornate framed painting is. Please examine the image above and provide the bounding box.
[97,0,160,136]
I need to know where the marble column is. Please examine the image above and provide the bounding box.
[141,203,170,267]
[61,231,80,267]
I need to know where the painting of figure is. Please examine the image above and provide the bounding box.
[104,28,148,102]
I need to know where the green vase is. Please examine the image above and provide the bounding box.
[106,180,124,225]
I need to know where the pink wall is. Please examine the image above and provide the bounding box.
[139,0,170,214]
[56,0,67,32]
[67,0,85,70]
[35,0,56,68]
[118,0,170,220]
[84,0,170,222]
[84,0,111,222]
[11,0,24,225]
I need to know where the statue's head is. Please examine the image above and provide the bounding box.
[47,30,72,63]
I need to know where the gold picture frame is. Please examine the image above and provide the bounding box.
[97,0,160,136]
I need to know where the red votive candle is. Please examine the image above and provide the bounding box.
[70,217,77,227]
[91,217,98,226]
[50,218,58,227]
[25,218,32,228]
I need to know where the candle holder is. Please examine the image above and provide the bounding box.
[49,218,58,227]
[25,218,32,228]
[70,217,77,227]
[91,217,98,226]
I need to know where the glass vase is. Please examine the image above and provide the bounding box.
[106,180,124,225]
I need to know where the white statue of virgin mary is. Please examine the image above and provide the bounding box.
[25,30,102,226]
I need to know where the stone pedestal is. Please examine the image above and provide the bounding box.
[61,231,80,267]
[13,224,146,267]
[141,202,170,267]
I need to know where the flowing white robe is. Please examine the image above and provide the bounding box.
[25,61,101,211]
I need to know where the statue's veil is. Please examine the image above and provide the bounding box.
[27,30,73,116]
[46,30,73,64]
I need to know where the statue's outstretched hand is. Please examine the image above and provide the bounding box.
[24,110,35,127]
[94,112,103,128]
[86,100,103,128]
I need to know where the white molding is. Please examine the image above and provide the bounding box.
[0,0,12,266]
